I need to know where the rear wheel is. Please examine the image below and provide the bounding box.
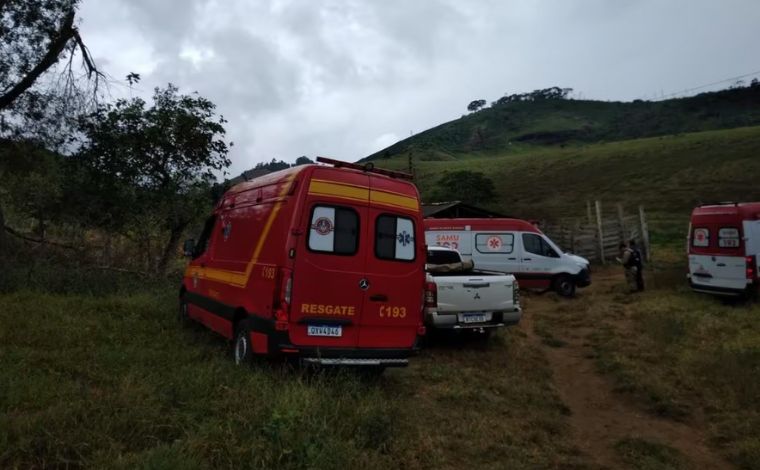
[233,322,253,366]
[553,274,576,297]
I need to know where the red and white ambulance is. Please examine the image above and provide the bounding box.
[424,218,591,297]
[180,158,428,368]
[687,202,760,297]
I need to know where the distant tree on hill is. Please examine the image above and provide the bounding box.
[255,158,290,172]
[494,87,573,106]
[431,170,496,205]
[467,99,487,112]
[294,156,314,165]
[752,78,759,88]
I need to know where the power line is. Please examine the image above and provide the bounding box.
[653,69,760,101]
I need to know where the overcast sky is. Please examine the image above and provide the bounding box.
[79,0,760,175]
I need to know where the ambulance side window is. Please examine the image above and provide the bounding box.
[692,228,709,247]
[193,215,217,259]
[718,227,740,248]
[522,233,559,258]
[375,214,416,261]
[475,233,514,254]
[308,205,359,255]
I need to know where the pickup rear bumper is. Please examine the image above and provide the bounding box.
[425,307,522,329]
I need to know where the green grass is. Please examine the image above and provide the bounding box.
[373,125,760,244]
[614,438,687,470]
[531,255,760,468]
[0,288,588,469]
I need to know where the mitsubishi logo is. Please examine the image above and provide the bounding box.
[359,279,369,290]
[474,292,480,300]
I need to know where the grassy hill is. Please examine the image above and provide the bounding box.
[363,85,760,162]
[371,125,760,243]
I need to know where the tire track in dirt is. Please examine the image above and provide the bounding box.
[521,292,731,469]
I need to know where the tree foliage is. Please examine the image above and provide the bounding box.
[74,84,231,273]
[431,170,496,205]
[494,87,573,106]
[0,0,102,146]
[467,99,487,112]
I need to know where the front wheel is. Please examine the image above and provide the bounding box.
[553,274,576,297]
[233,322,254,366]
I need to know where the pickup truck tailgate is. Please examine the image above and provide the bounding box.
[435,276,514,313]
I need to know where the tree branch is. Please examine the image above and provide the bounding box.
[72,28,105,82]
[3,224,82,250]
[0,9,76,110]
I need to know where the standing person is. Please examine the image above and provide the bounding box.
[629,239,645,291]
[616,241,638,293]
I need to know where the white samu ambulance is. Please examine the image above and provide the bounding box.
[424,218,591,297]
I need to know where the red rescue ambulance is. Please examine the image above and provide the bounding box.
[180,158,427,368]
[687,202,760,298]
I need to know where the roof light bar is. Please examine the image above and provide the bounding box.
[316,156,413,180]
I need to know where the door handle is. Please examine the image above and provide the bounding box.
[507,257,517,260]
[463,282,490,288]
[716,263,726,267]
[369,294,388,302]
[523,258,532,261]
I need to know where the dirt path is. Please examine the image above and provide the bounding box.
[522,279,731,469]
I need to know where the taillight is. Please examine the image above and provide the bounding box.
[284,276,292,305]
[273,268,293,330]
[424,281,437,308]
[747,256,757,281]
[513,281,520,305]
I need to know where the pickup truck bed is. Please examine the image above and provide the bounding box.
[426,247,522,330]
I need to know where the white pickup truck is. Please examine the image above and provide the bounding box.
[425,246,522,332]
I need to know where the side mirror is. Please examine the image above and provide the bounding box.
[183,239,196,257]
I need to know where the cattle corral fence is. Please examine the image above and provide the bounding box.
[538,202,650,264]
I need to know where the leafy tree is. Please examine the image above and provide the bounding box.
[294,156,314,165]
[75,84,231,273]
[0,0,101,252]
[0,0,102,127]
[467,99,487,112]
[430,170,496,205]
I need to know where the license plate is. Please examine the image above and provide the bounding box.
[307,325,342,337]
[461,313,490,324]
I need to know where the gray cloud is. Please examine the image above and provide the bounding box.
[79,0,760,175]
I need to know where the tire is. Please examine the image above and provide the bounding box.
[178,296,190,326]
[554,274,576,297]
[233,322,254,366]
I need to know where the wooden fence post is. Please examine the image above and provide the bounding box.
[586,200,593,225]
[639,206,651,262]
[617,203,627,240]
[595,200,605,264]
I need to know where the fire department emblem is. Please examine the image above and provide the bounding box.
[397,230,414,246]
[313,217,333,235]
[487,236,502,251]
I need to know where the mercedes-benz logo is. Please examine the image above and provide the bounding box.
[359,279,369,290]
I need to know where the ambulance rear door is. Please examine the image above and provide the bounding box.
[359,179,424,349]
[289,170,370,348]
